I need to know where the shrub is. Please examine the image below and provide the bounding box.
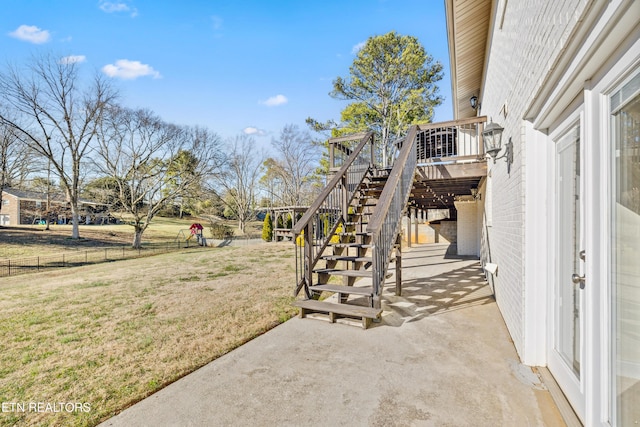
[209,221,233,239]
[330,222,343,244]
[262,212,273,241]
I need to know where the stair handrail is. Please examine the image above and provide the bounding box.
[293,131,375,297]
[367,125,418,303]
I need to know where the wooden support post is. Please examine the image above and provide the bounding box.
[341,175,349,224]
[413,208,419,244]
[406,212,412,248]
[395,234,402,297]
[370,134,375,168]
[362,317,372,329]
[304,223,313,295]
[329,142,335,169]
[272,210,276,242]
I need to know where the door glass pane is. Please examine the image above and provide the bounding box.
[557,125,581,377]
[612,79,640,425]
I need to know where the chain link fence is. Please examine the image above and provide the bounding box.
[0,241,204,278]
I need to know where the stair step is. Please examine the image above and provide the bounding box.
[321,255,372,262]
[308,284,374,296]
[314,268,372,278]
[293,299,381,329]
[336,232,371,237]
[344,221,368,226]
[330,243,373,248]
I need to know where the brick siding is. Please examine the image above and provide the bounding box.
[479,0,590,357]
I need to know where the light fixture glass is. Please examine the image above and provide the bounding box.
[483,121,504,160]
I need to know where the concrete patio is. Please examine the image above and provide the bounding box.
[100,243,565,426]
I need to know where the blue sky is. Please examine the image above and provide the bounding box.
[1,0,452,151]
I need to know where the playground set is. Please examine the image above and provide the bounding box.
[175,223,206,247]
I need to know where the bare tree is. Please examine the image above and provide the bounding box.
[213,134,264,233]
[1,123,35,186]
[95,106,223,248]
[0,53,117,238]
[0,106,44,220]
[265,124,320,206]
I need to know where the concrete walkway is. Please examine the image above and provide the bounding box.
[100,243,565,426]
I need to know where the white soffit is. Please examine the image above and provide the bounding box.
[445,0,493,119]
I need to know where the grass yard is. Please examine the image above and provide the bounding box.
[0,242,297,426]
[0,217,264,259]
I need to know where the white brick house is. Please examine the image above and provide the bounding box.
[446,0,639,425]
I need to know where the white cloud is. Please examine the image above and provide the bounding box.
[261,94,288,107]
[99,1,138,17]
[9,25,51,44]
[60,55,86,64]
[351,41,365,54]
[243,127,267,136]
[102,59,161,80]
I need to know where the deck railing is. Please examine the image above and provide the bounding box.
[415,117,487,164]
[292,132,375,298]
[367,125,418,306]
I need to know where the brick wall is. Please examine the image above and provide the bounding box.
[1,193,20,226]
[479,0,590,357]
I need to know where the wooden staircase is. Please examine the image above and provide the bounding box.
[293,121,488,329]
[293,129,417,329]
[294,174,388,328]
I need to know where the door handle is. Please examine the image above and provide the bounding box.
[572,273,585,289]
[572,250,586,289]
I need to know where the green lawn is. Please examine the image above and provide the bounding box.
[0,217,264,259]
[0,242,297,426]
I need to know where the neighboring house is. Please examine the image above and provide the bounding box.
[0,188,109,226]
[445,0,639,425]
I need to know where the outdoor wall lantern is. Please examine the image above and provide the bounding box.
[470,95,479,110]
[483,121,513,167]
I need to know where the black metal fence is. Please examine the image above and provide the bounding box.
[0,241,203,278]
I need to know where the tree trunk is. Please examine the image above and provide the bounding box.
[132,227,143,249]
[71,210,80,239]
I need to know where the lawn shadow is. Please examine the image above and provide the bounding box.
[0,226,129,250]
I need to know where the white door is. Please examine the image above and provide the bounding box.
[549,122,586,421]
[610,72,640,427]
